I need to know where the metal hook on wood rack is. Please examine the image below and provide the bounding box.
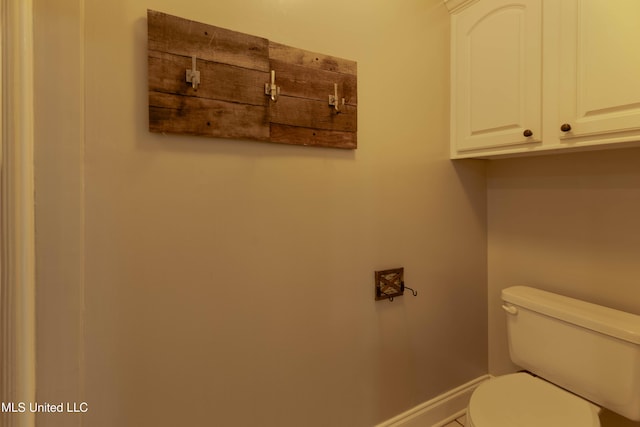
[265,70,280,102]
[186,55,200,90]
[329,83,345,113]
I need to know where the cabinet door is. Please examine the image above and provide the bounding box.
[451,0,542,155]
[558,0,640,143]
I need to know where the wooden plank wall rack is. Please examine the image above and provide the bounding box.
[148,10,358,149]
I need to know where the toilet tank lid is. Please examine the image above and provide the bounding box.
[502,286,640,345]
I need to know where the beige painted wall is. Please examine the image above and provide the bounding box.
[34,1,487,426]
[34,1,85,426]
[488,147,640,427]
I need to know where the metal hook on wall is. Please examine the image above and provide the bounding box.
[386,286,417,302]
[265,70,280,102]
[186,55,200,90]
[387,282,418,302]
[404,286,418,297]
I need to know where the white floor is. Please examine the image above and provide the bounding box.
[442,412,466,427]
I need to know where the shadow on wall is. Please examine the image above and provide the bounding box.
[600,409,640,427]
[451,158,487,223]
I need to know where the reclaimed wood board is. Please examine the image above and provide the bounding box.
[148,10,357,149]
[149,92,269,140]
[148,10,270,72]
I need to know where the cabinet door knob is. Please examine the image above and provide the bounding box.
[560,123,572,132]
[523,129,533,137]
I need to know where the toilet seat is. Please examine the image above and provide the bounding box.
[467,373,600,427]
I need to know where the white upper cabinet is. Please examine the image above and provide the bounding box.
[450,0,542,154]
[557,0,640,144]
[448,0,640,158]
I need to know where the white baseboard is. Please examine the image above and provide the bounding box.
[375,375,491,427]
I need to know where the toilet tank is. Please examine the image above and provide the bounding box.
[502,286,640,421]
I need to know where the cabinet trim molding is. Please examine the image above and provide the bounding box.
[1,0,37,425]
[444,0,480,14]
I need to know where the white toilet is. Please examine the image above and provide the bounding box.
[466,286,640,427]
